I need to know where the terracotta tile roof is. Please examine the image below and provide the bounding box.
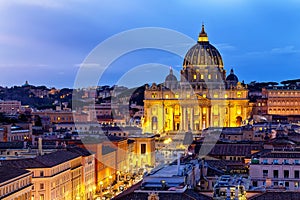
[205,144,263,156]
[205,160,246,177]
[113,189,212,200]
[35,150,80,167]
[261,150,300,158]
[249,191,300,200]
[0,166,31,183]
[67,146,93,156]
[1,150,81,169]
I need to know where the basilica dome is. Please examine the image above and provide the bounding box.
[226,69,239,82]
[165,68,177,82]
[165,67,178,89]
[183,25,223,67]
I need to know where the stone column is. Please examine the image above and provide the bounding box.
[183,107,188,131]
[190,107,194,130]
[199,107,202,130]
[180,106,185,131]
[207,106,210,128]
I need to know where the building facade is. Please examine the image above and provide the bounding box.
[0,166,32,200]
[2,149,95,200]
[143,25,251,134]
[265,87,300,116]
[250,150,300,190]
[0,100,21,115]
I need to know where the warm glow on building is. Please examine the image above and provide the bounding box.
[143,26,250,134]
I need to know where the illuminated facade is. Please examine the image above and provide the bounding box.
[143,25,251,134]
[0,166,32,200]
[2,150,95,200]
[0,100,21,115]
[264,87,300,116]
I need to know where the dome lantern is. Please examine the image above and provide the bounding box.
[198,24,208,42]
[183,24,223,67]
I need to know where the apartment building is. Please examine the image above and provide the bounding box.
[2,149,95,200]
[0,166,32,200]
[250,149,300,190]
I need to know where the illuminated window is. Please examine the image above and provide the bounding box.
[193,74,197,80]
[175,93,179,98]
[203,94,206,98]
[151,93,156,98]
[208,74,211,79]
[203,107,207,114]
[237,92,241,98]
[152,117,158,130]
[200,74,204,79]
[269,109,272,113]
[213,93,218,98]
[224,94,228,98]
[215,74,218,79]
[237,105,241,115]
[213,105,218,115]
[186,94,190,98]
[165,94,169,99]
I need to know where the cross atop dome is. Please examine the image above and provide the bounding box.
[169,66,173,75]
[198,24,209,42]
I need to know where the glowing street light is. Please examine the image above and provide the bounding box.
[99,181,103,198]
[117,171,120,182]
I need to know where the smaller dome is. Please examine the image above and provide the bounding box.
[165,67,178,89]
[165,67,178,82]
[226,69,239,82]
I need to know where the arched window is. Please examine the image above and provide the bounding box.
[236,116,242,127]
[152,116,158,130]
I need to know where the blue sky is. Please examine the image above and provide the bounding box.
[0,0,300,88]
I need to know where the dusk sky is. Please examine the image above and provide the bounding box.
[0,0,300,88]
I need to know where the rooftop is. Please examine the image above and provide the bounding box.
[113,189,212,200]
[1,150,81,169]
[0,166,31,184]
[249,191,300,200]
[202,143,263,156]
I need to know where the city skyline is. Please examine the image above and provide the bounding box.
[0,0,300,88]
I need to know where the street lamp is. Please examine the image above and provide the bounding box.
[99,181,103,199]
[109,175,113,192]
[117,171,120,182]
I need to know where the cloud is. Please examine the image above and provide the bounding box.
[215,43,236,51]
[271,46,299,54]
[246,45,300,56]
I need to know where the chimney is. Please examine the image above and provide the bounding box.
[177,152,181,176]
[38,137,43,156]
